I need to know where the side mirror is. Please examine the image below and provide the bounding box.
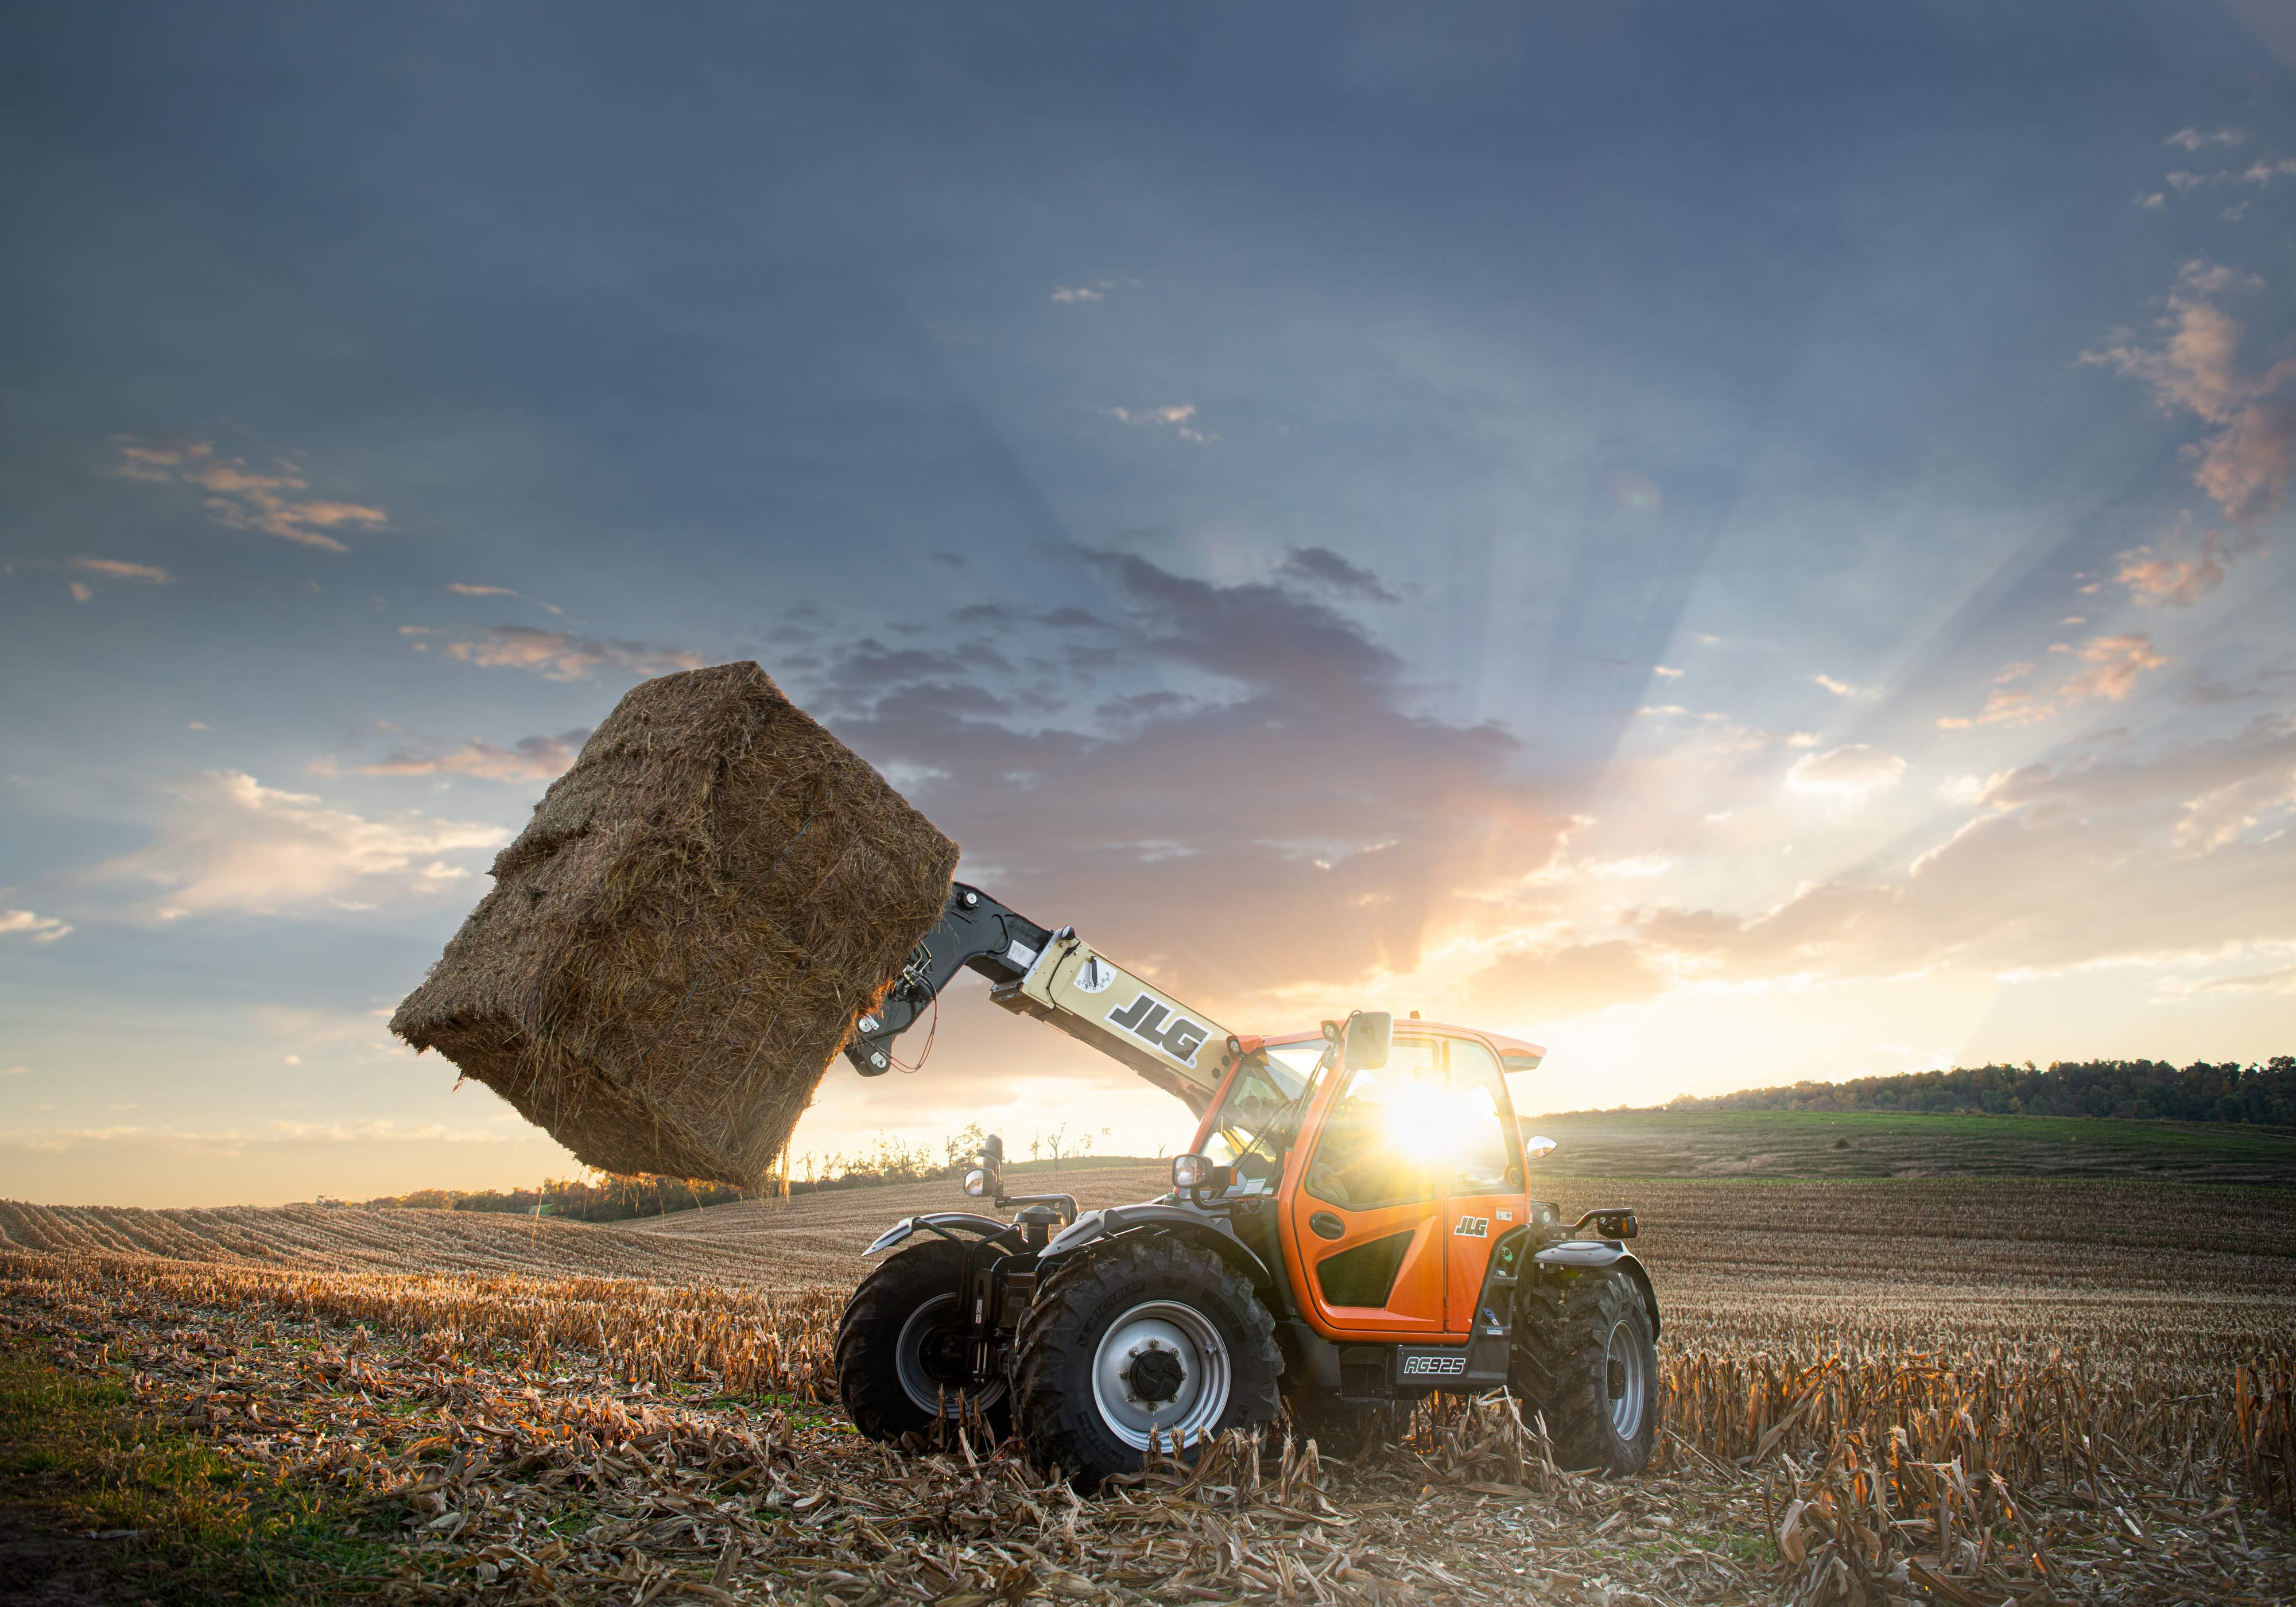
[1525,1134,1557,1161]
[1343,1011,1392,1071]
[965,1132,1006,1198]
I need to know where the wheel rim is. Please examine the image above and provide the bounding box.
[1090,1299,1233,1452]
[893,1292,1006,1419]
[1603,1315,1649,1439]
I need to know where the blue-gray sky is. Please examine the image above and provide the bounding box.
[5,3,2294,1204]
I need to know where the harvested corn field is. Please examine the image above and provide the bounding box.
[3,1174,2294,1604]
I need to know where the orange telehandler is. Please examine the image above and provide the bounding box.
[833,884,1659,1487]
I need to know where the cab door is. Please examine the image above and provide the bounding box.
[1440,1036,1529,1334]
[1283,1036,1447,1337]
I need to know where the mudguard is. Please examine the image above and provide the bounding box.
[1533,1240,1661,1338]
[1038,1203,1274,1288]
[863,1212,1023,1257]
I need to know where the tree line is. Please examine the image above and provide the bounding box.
[1662,1057,2296,1125]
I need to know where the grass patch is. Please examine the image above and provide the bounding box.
[0,1338,389,1604]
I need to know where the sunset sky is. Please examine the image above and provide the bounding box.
[5,4,2294,1206]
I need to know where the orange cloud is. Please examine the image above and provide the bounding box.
[2085,261,2296,601]
[359,729,589,784]
[74,557,175,584]
[111,440,386,552]
[2060,634,2168,704]
[441,626,703,682]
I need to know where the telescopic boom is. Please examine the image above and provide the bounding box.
[841,882,1240,1114]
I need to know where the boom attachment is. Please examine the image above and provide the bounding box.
[841,883,1239,1114]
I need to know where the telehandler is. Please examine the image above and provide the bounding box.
[833,884,1659,1488]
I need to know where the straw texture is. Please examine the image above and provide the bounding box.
[390,662,957,1185]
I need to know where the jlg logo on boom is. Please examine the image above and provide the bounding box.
[1106,993,1209,1067]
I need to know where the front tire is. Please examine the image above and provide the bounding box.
[1014,1237,1281,1488]
[836,1239,1010,1443]
[1510,1266,1657,1474]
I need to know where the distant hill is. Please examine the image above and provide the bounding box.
[1511,1058,2296,1183]
[1515,1107,2296,1184]
[1651,1057,2295,1126]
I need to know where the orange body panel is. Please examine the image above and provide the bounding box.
[1189,1021,1537,1344]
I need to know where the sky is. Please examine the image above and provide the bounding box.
[3,2,2295,1207]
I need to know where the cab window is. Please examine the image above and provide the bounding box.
[1447,1038,1521,1192]
[1303,1038,1438,1210]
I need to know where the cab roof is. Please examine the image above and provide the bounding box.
[1260,1019,1546,1068]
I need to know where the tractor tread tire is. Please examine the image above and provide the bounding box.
[1510,1266,1657,1475]
[1013,1236,1281,1488]
[836,1239,1009,1445]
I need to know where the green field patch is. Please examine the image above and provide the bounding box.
[1518,1107,2296,1185]
[0,1338,390,1604]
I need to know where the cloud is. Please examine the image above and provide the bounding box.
[0,909,72,944]
[68,581,91,603]
[1097,403,1215,443]
[2173,763,2296,853]
[441,626,704,681]
[1784,744,1908,801]
[1273,546,1399,604]
[1651,665,1684,680]
[2084,262,2296,540]
[91,771,510,918]
[74,557,174,584]
[111,440,386,552]
[2117,529,2228,607]
[809,550,1572,1009]
[1938,636,2167,729]
[2060,634,2168,704]
[1050,284,1110,304]
[2163,127,2247,151]
[448,583,519,597]
[2200,964,2296,995]
[2,1119,517,1155]
[359,728,591,783]
[1624,713,2296,985]
[1809,673,1872,698]
[1464,940,1670,1024]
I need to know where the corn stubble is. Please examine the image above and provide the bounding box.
[3,1177,2293,1605]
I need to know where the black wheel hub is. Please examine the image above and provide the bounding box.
[919,1325,972,1388]
[1125,1346,1186,1405]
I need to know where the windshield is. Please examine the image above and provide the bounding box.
[1200,1039,1329,1182]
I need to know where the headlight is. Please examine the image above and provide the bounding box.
[963,1168,988,1197]
[1172,1154,1212,1191]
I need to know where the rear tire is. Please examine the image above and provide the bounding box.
[1014,1237,1281,1488]
[1509,1266,1657,1474]
[836,1239,1010,1443]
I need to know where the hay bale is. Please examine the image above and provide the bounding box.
[390,662,957,1185]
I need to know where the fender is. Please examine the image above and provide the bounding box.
[1532,1240,1662,1339]
[1038,1203,1274,1290]
[863,1211,1025,1257]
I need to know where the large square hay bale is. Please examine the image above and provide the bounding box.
[389,661,957,1185]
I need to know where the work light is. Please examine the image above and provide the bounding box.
[1171,1153,1212,1191]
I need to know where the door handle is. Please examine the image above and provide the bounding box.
[1309,1211,1345,1241]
